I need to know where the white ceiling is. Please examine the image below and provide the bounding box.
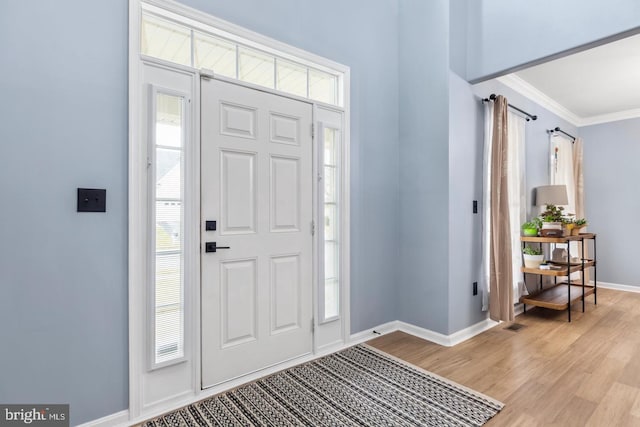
[504,33,640,126]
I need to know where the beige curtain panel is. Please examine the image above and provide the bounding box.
[573,137,588,281]
[573,137,585,219]
[489,96,514,322]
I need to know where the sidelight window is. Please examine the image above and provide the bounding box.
[323,127,341,320]
[317,107,343,323]
[151,90,186,367]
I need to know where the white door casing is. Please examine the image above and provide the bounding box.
[129,2,350,417]
[200,78,313,388]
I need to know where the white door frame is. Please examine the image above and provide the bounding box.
[128,0,351,421]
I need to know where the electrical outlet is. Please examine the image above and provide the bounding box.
[473,282,478,296]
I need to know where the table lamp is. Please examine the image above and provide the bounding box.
[535,185,568,207]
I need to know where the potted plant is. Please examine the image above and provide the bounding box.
[539,204,565,237]
[561,217,575,237]
[521,219,540,236]
[572,218,587,235]
[523,245,544,268]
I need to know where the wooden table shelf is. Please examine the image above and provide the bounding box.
[521,260,595,276]
[520,283,595,311]
[521,233,595,243]
[520,233,597,322]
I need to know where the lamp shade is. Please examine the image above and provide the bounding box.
[535,185,568,206]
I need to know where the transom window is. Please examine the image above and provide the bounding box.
[140,10,342,107]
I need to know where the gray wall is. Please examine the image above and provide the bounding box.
[398,0,451,335]
[580,118,640,286]
[447,71,485,333]
[0,1,129,424]
[449,0,469,79]
[466,0,640,82]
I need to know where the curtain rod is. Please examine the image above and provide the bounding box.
[482,93,538,121]
[547,126,576,142]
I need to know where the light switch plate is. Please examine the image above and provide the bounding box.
[77,188,106,212]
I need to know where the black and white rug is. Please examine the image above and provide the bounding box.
[143,344,503,426]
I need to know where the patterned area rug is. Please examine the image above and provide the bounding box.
[144,344,503,426]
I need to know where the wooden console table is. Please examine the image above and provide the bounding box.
[520,233,597,322]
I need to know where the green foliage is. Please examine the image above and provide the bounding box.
[522,217,542,230]
[523,245,543,256]
[574,218,587,227]
[540,204,565,223]
[532,217,543,229]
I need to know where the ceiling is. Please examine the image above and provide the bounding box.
[500,33,640,127]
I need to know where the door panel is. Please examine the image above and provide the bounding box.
[201,78,313,388]
[220,150,256,234]
[270,113,300,145]
[220,258,257,348]
[270,155,300,232]
[220,103,256,139]
[271,254,301,333]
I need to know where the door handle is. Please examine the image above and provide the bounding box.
[205,242,230,253]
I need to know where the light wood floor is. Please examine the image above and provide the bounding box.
[367,288,640,426]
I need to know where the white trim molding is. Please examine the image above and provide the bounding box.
[579,108,640,127]
[397,318,499,347]
[496,74,582,126]
[594,281,640,293]
[348,321,400,345]
[75,410,129,427]
[497,73,640,127]
[128,0,144,418]
[349,317,499,348]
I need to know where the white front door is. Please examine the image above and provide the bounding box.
[200,78,313,388]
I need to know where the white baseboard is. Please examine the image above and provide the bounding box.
[395,321,451,346]
[348,321,399,345]
[76,409,129,427]
[594,281,640,293]
[446,318,500,346]
[396,318,498,347]
[349,317,499,348]
[86,318,497,426]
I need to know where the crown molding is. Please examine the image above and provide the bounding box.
[579,108,640,127]
[497,74,640,128]
[496,74,582,126]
